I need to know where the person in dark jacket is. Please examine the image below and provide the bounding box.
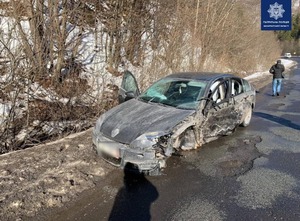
[269,60,285,96]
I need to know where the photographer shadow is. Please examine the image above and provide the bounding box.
[108,163,159,221]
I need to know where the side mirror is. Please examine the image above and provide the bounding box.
[125,91,135,101]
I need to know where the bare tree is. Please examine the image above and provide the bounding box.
[0,0,99,152]
[141,0,280,74]
[0,0,282,153]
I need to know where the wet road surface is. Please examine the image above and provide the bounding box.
[47,59,300,221]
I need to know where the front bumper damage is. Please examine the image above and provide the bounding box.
[92,132,165,176]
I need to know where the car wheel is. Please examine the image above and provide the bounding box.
[181,129,197,150]
[241,106,252,127]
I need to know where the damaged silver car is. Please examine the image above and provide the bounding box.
[93,71,256,175]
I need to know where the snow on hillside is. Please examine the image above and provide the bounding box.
[244,59,296,81]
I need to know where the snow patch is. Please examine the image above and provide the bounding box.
[244,59,295,80]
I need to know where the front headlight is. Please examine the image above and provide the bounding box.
[130,131,168,150]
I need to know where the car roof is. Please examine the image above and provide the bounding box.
[164,72,234,81]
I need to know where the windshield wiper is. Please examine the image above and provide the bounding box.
[138,96,154,103]
[138,97,147,103]
[148,97,156,103]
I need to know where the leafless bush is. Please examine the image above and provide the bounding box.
[0,1,108,153]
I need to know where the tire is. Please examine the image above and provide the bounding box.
[241,106,252,127]
[180,129,197,150]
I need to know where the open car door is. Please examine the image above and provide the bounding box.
[118,70,140,103]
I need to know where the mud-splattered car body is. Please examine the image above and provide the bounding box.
[93,72,256,175]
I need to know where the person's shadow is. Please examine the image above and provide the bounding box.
[108,163,159,221]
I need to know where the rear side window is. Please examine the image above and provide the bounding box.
[242,79,251,92]
[231,78,244,95]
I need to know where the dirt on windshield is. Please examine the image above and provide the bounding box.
[0,76,273,221]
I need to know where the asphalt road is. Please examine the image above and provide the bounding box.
[47,59,300,221]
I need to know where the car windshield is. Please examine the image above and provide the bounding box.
[139,78,207,109]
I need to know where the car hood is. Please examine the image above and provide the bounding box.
[99,99,195,144]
